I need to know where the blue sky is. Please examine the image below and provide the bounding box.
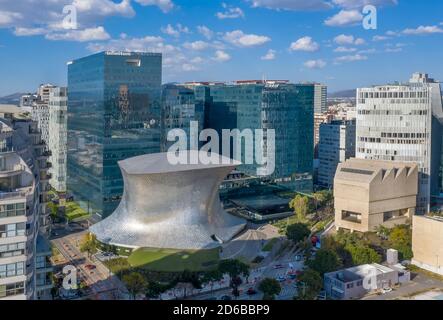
[0,0,443,95]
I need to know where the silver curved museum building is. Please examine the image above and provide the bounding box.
[90,151,246,250]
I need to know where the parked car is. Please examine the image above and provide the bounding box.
[274,264,284,269]
[295,255,302,261]
[246,288,257,295]
[85,264,96,270]
[382,287,393,294]
[276,276,286,282]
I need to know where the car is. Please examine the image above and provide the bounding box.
[295,255,302,261]
[220,295,232,300]
[288,274,297,280]
[274,264,284,269]
[246,288,257,295]
[382,288,393,294]
[276,276,286,282]
[85,264,96,270]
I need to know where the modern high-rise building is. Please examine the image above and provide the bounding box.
[314,83,328,114]
[67,51,162,218]
[29,85,68,192]
[318,119,356,189]
[161,84,204,151]
[48,87,68,192]
[198,80,314,191]
[356,73,443,213]
[0,105,53,300]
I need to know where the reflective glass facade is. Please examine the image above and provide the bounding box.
[67,52,162,217]
[202,82,314,191]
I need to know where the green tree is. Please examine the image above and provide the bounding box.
[122,272,146,300]
[218,259,250,292]
[258,278,282,300]
[289,195,311,222]
[171,270,203,298]
[79,233,98,258]
[307,249,341,275]
[389,225,413,260]
[346,244,382,265]
[201,269,224,293]
[286,223,311,244]
[296,269,323,300]
[145,281,168,300]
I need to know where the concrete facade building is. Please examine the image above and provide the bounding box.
[0,106,52,300]
[356,73,443,213]
[334,158,418,233]
[318,119,356,188]
[412,215,443,275]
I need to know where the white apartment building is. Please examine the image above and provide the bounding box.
[0,106,53,300]
[29,85,67,192]
[318,119,356,188]
[314,83,328,114]
[356,73,443,213]
[48,88,67,192]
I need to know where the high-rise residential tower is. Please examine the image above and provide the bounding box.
[0,106,53,300]
[314,83,328,114]
[356,73,443,213]
[67,51,162,218]
[318,119,356,189]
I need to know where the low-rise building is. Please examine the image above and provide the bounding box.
[412,215,443,275]
[324,263,401,300]
[334,158,418,233]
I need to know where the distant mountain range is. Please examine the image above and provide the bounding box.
[328,89,356,99]
[0,92,25,105]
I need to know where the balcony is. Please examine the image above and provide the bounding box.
[0,164,25,178]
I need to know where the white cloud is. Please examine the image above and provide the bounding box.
[324,10,363,27]
[385,47,402,53]
[197,25,214,40]
[183,41,210,51]
[402,25,443,35]
[335,54,367,63]
[334,34,365,45]
[304,59,326,69]
[248,0,332,11]
[334,46,356,52]
[161,24,190,37]
[14,27,46,36]
[358,48,376,54]
[0,11,22,26]
[182,63,199,71]
[212,50,231,62]
[46,26,110,42]
[332,0,398,9]
[223,30,271,47]
[261,49,276,60]
[290,36,319,52]
[134,0,175,13]
[373,35,390,41]
[334,34,354,44]
[216,3,245,19]
[73,0,135,17]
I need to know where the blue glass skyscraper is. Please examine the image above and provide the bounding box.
[67,51,162,217]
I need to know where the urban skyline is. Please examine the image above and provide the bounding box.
[1,0,443,96]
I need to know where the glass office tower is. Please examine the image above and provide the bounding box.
[67,51,162,218]
[202,81,314,191]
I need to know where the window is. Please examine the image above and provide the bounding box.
[0,202,26,218]
[0,223,26,238]
[0,262,25,278]
[0,282,25,297]
[0,242,26,258]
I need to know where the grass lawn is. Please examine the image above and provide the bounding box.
[127,247,220,272]
[65,201,90,221]
[262,238,278,252]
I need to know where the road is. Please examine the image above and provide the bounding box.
[51,231,128,300]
